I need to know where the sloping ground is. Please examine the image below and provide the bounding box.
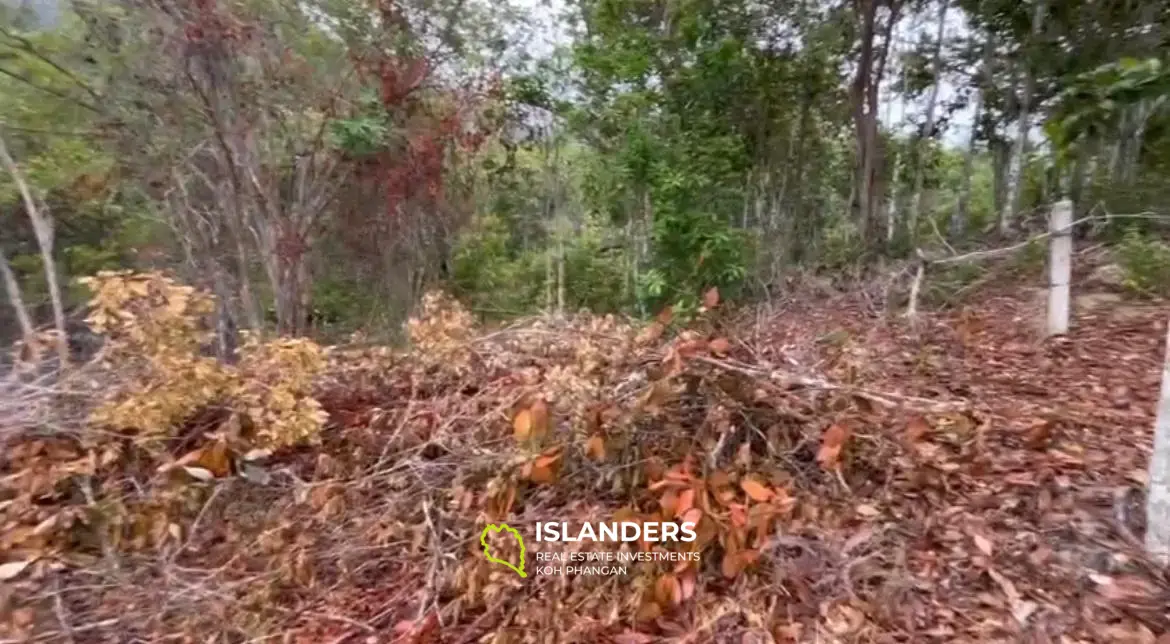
[16,286,1170,644]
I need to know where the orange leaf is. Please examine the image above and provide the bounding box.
[729,504,747,528]
[195,439,232,478]
[703,287,720,309]
[740,478,774,502]
[513,409,533,442]
[708,337,731,356]
[816,423,851,470]
[529,463,557,484]
[721,549,752,579]
[655,574,682,605]
[585,435,606,461]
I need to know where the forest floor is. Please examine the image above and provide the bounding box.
[18,264,1170,644]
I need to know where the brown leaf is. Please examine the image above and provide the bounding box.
[655,574,682,605]
[741,477,774,502]
[703,287,720,309]
[680,507,703,527]
[529,399,550,439]
[816,423,851,470]
[1024,419,1053,450]
[585,435,606,461]
[905,416,932,443]
[196,439,232,478]
[708,337,732,356]
[635,600,662,623]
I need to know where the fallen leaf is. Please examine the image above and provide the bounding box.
[855,504,880,518]
[741,478,774,502]
[0,559,32,581]
[182,466,215,481]
[709,337,732,355]
[905,416,932,442]
[513,408,533,442]
[972,533,994,557]
[655,574,682,605]
[585,435,606,461]
[635,600,662,622]
[816,423,851,470]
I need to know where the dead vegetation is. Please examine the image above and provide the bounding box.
[1,272,1168,643]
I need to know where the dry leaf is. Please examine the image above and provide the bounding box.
[655,574,682,605]
[855,504,880,518]
[0,559,32,581]
[196,439,232,477]
[513,408,533,442]
[709,337,731,355]
[905,416,932,442]
[585,435,606,461]
[741,478,774,502]
[972,533,994,557]
[635,600,662,623]
[817,423,851,470]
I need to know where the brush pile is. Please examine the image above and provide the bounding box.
[1,276,1168,643]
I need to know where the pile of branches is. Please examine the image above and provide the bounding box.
[3,286,1163,643]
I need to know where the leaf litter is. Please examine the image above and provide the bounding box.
[2,285,1169,643]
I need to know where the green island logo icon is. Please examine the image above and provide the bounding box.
[480,523,527,578]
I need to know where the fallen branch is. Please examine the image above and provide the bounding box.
[692,355,969,413]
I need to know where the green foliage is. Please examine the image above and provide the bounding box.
[1116,227,1170,298]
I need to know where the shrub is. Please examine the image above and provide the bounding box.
[81,271,328,450]
[1116,228,1170,297]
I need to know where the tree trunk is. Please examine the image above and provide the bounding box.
[887,149,902,243]
[0,132,68,366]
[0,245,35,345]
[1147,316,1170,565]
[999,0,1047,234]
[907,0,949,242]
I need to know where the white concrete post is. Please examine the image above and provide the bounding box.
[1047,200,1072,337]
[1147,318,1170,564]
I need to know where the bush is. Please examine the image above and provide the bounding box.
[1116,228,1170,297]
[82,270,328,450]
